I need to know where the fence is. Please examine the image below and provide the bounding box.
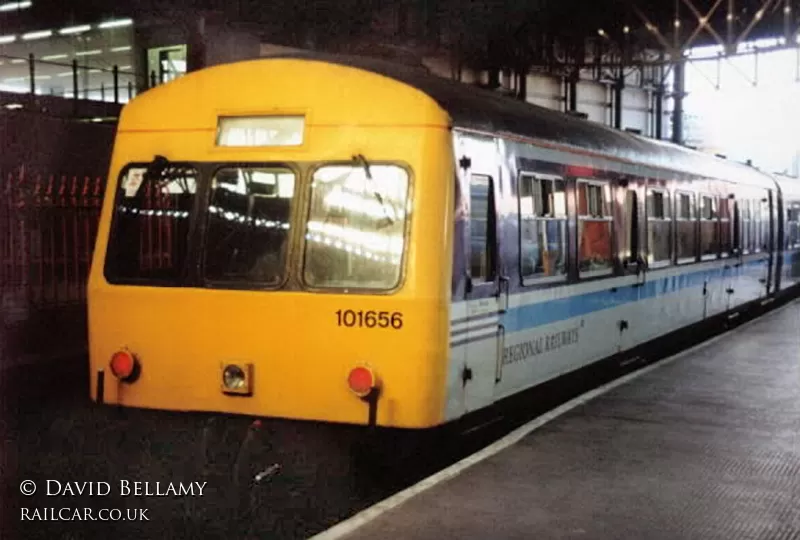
[0,53,143,104]
[0,167,105,313]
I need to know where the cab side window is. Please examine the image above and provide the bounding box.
[469,174,496,283]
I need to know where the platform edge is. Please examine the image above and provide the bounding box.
[308,299,797,540]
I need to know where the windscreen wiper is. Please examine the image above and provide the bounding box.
[145,155,194,192]
[352,154,395,226]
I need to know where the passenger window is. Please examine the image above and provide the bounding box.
[760,199,770,251]
[699,195,719,259]
[787,205,800,249]
[577,181,613,274]
[647,189,672,265]
[519,174,567,280]
[469,174,496,283]
[623,189,639,264]
[719,198,732,256]
[676,192,696,262]
[741,200,751,254]
[752,200,762,253]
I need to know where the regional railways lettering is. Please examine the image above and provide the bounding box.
[502,326,580,365]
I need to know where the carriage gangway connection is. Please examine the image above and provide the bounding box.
[314,299,800,540]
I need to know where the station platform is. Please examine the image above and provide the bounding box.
[323,300,800,540]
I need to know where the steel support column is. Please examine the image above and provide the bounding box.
[672,59,686,144]
[568,69,578,112]
[654,85,664,139]
[727,0,735,54]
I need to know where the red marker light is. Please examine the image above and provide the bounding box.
[109,350,139,382]
[347,366,378,398]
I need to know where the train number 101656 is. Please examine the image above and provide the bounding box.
[335,310,403,329]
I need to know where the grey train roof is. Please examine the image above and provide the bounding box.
[267,52,775,189]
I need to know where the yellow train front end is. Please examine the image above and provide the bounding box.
[87,58,455,429]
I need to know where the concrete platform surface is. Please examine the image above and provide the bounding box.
[332,301,800,540]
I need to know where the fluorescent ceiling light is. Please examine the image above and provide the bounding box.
[42,54,67,60]
[88,69,101,73]
[0,83,28,93]
[75,49,102,56]
[22,30,52,40]
[0,35,17,44]
[57,71,73,77]
[4,103,24,110]
[98,19,132,29]
[34,74,51,80]
[10,58,25,64]
[119,65,132,70]
[0,1,32,12]
[110,46,132,52]
[59,25,91,35]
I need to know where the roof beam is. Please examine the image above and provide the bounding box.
[737,0,776,46]
[680,0,727,50]
[633,4,677,57]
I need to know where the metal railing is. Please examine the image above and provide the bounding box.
[0,53,143,104]
[0,166,106,309]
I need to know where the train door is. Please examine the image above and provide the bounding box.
[618,177,647,353]
[725,199,740,311]
[758,192,773,296]
[457,135,503,414]
[773,193,784,293]
[765,190,775,295]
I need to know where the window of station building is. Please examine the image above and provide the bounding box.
[699,195,719,259]
[519,173,567,281]
[676,192,696,262]
[577,180,613,275]
[786,205,800,249]
[647,189,672,266]
[147,45,187,86]
[469,174,496,283]
[303,164,409,290]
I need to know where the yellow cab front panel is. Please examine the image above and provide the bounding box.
[87,58,455,429]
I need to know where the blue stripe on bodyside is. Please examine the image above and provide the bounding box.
[452,258,771,337]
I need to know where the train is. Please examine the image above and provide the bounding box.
[87,52,800,430]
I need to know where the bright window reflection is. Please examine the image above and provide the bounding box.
[304,164,409,290]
